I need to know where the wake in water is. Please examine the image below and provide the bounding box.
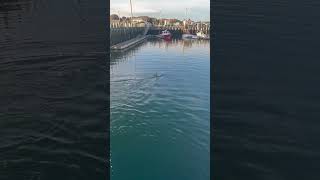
[111,72,164,83]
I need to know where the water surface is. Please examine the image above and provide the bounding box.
[111,38,210,180]
[213,0,320,179]
[0,1,108,179]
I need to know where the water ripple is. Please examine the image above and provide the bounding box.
[111,39,210,180]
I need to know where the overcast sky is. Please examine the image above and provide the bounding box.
[110,0,210,21]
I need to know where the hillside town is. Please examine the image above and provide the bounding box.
[110,14,210,28]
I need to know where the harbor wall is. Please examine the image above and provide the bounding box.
[110,23,145,46]
[110,27,145,46]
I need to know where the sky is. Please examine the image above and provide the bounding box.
[110,0,210,21]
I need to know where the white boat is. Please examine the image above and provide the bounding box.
[196,31,210,39]
[182,33,198,39]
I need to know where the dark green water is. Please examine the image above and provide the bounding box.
[110,39,210,180]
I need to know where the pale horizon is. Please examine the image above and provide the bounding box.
[110,0,210,21]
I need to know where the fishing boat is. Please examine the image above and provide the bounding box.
[159,30,172,40]
[196,31,210,40]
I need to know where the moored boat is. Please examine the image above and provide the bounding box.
[182,33,198,39]
[196,31,210,40]
[159,29,172,40]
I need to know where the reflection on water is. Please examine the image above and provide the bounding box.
[0,0,31,43]
[111,38,210,61]
[111,38,210,180]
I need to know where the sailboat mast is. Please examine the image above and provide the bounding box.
[185,8,187,20]
[130,0,133,18]
[159,10,162,25]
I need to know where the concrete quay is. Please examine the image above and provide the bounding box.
[111,35,152,51]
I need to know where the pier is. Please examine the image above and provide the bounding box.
[110,21,151,50]
[110,22,146,46]
[111,35,149,50]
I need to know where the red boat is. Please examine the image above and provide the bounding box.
[159,30,172,40]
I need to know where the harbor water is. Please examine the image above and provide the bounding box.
[111,38,210,180]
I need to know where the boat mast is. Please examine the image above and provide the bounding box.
[185,8,188,20]
[184,8,188,32]
[118,10,121,22]
[130,0,133,19]
[159,10,162,25]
